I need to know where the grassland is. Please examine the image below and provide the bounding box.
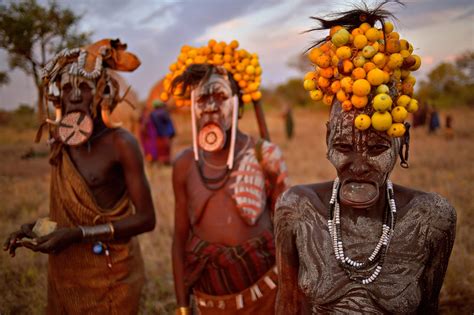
[0,106,472,314]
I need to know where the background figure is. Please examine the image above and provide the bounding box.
[140,106,159,163]
[281,103,294,140]
[445,114,454,140]
[150,100,175,165]
[412,101,427,128]
[428,104,441,134]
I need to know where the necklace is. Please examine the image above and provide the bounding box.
[327,178,397,284]
[197,136,251,191]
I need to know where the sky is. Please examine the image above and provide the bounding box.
[1,0,473,110]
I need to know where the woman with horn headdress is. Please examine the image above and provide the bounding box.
[275,2,455,314]
[3,39,156,314]
[166,40,289,315]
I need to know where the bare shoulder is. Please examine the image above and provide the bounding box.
[396,185,456,234]
[275,182,332,226]
[172,147,194,180]
[110,127,141,153]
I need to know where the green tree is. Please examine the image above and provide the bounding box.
[0,0,90,120]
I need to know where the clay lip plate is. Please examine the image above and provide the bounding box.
[339,179,380,209]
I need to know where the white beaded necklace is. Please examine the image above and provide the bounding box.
[328,178,397,284]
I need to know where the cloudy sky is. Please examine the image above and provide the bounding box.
[1,0,473,110]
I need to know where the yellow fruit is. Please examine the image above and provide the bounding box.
[308,47,323,63]
[387,53,403,69]
[386,39,401,54]
[242,94,252,103]
[354,114,371,130]
[391,106,408,122]
[310,89,323,101]
[245,65,255,75]
[342,99,353,111]
[331,29,350,47]
[367,68,385,86]
[340,77,354,93]
[238,80,247,88]
[230,40,239,49]
[362,45,377,58]
[409,55,422,71]
[251,91,262,101]
[304,71,316,80]
[304,79,316,91]
[255,66,262,75]
[336,46,352,59]
[233,73,242,82]
[384,21,394,34]
[330,25,343,37]
[363,62,377,73]
[360,22,371,32]
[352,28,364,36]
[371,111,393,131]
[319,67,334,79]
[354,35,368,49]
[336,89,348,102]
[331,80,341,94]
[397,95,411,107]
[339,59,354,75]
[160,92,169,102]
[388,32,400,40]
[352,67,366,80]
[400,49,411,58]
[400,69,411,79]
[407,98,419,113]
[372,52,386,68]
[316,54,331,68]
[351,95,368,108]
[353,55,366,67]
[404,75,416,86]
[318,76,330,88]
[387,123,406,137]
[365,27,380,42]
[376,84,389,94]
[323,93,334,106]
[373,93,393,112]
[352,79,371,96]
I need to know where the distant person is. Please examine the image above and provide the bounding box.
[281,103,294,140]
[428,105,440,134]
[149,100,175,165]
[445,114,454,140]
[140,106,159,163]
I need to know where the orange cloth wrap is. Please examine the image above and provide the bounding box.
[47,151,145,315]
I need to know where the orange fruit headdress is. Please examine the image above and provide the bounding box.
[304,2,420,138]
[161,39,263,107]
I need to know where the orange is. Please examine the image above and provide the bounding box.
[336,89,348,102]
[365,27,380,42]
[363,62,377,73]
[319,67,334,79]
[352,79,371,96]
[318,76,330,88]
[330,80,341,94]
[340,76,354,93]
[351,28,364,36]
[367,68,385,86]
[251,91,262,101]
[308,47,323,63]
[242,94,252,103]
[230,40,239,49]
[353,34,368,49]
[359,22,371,32]
[316,54,331,68]
[323,93,334,106]
[342,99,353,111]
[351,95,368,108]
[352,67,366,80]
[304,71,316,80]
[238,80,247,88]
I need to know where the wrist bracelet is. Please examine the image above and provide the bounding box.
[175,306,191,315]
[78,223,114,241]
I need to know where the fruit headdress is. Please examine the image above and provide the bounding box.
[160,39,263,107]
[304,1,420,138]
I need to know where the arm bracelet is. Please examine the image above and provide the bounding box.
[78,222,115,241]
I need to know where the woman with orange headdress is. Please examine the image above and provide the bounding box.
[275,2,456,314]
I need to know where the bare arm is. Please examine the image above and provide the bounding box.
[274,196,303,315]
[110,130,156,239]
[171,150,193,307]
[418,198,456,313]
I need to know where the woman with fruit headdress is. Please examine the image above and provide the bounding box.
[3,39,156,314]
[168,39,289,315]
[274,2,456,314]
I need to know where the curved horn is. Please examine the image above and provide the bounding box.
[101,107,122,128]
[46,108,62,125]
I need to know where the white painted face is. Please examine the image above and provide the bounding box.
[193,71,234,131]
[327,102,400,208]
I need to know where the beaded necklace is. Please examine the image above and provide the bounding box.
[328,178,397,284]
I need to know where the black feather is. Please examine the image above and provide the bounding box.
[305,0,404,51]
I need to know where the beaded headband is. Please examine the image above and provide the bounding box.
[161,39,263,107]
[304,8,421,138]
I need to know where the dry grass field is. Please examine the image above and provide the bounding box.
[0,106,473,314]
